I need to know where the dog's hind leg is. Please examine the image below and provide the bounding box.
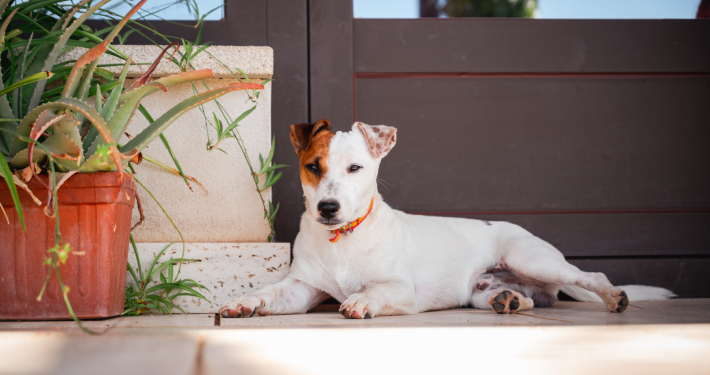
[501,235,629,313]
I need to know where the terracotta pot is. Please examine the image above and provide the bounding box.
[0,172,136,320]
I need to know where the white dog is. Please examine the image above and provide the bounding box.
[219,121,674,319]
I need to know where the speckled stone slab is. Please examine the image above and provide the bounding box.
[56,45,273,78]
[127,243,290,314]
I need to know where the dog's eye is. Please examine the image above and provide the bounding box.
[349,165,362,172]
[306,163,319,173]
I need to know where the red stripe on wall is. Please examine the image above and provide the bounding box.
[354,72,710,79]
[408,208,710,216]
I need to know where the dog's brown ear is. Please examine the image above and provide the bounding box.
[355,122,397,159]
[290,119,331,153]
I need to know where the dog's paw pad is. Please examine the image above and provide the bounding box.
[342,306,370,319]
[340,295,376,319]
[613,290,629,313]
[489,290,523,314]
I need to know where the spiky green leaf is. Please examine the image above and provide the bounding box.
[0,152,24,231]
[122,82,263,156]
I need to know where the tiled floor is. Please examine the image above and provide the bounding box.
[1,299,709,375]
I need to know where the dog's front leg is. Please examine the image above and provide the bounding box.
[219,276,328,318]
[340,280,417,319]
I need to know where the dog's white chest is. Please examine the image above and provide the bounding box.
[313,247,374,301]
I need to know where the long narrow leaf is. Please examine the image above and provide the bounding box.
[103,82,167,146]
[14,33,34,118]
[0,153,24,231]
[94,84,102,113]
[0,6,19,151]
[260,164,289,175]
[265,137,276,165]
[101,57,131,121]
[223,105,256,138]
[0,71,53,98]
[144,294,186,314]
[83,58,131,152]
[144,283,207,300]
[127,262,140,287]
[144,243,174,280]
[117,69,214,106]
[137,104,191,189]
[122,82,263,155]
[74,58,101,101]
[129,235,143,283]
[148,257,200,279]
[142,155,208,193]
[260,171,282,192]
[0,0,11,20]
[27,0,113,112]
[0,8,18,51]
[124,42,180,93]
[98,70,216,152]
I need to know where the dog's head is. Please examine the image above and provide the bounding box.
[290,120,397,229]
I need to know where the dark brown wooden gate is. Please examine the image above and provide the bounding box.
[295,1,710,297]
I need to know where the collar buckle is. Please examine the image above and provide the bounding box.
[329,198,375,243]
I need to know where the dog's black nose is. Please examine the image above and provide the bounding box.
[317,201,340,220]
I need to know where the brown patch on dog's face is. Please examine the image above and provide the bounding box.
[298,131,333,188]
[290,120,333,188]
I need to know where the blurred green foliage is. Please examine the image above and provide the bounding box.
[423,0,538,18]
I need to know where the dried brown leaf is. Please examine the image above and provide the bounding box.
[125,42,181,93]
[12,174,42,206]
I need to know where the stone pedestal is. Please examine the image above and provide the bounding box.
[61,45,290,313]
[127,243,290,313]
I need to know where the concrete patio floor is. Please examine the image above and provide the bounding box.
[1,299,709,375]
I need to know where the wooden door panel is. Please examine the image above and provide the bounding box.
[568,258,710,298]
[354,19,710,73]
[356,76,710,211]
[448,213,710,257]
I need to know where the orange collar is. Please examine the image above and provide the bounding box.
[329,198,375,243]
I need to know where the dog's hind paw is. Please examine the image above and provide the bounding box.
[488,290,530,314]
[605,288,629,313]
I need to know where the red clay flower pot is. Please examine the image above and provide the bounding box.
[0,172,136,320]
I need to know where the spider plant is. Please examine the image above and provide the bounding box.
[124,237,209,316]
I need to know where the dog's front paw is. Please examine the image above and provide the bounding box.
[340,294,378,319]
[218,294,266,318]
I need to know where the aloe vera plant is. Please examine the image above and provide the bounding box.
[0,0,263,221]
[0,0,265,330]
[1,0,285,328]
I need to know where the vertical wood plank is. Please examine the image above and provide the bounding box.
[267,0,310,244]
[309,0,354,130]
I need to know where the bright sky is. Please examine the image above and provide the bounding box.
[94,0,223,21]
[90,0,702,21]
[353,0,701,19]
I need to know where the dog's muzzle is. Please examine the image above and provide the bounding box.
[317,200,340,220]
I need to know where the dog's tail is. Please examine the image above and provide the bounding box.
[559,284,676,302]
